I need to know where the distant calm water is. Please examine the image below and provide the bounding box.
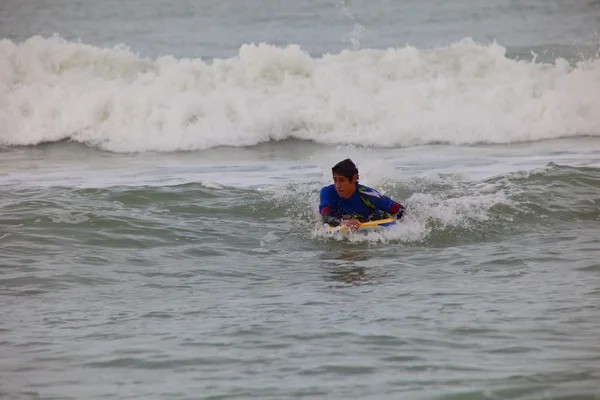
[1,1,600,399]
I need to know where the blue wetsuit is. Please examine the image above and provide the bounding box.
[319,184,404,226]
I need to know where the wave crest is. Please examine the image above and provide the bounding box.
[2,36,599,152]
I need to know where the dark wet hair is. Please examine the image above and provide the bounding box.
[332,158,358,180]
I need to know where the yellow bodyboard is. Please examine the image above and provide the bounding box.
[326,217,396,233]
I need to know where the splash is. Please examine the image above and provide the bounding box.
[334,0,366,50]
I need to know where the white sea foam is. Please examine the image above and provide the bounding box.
[1,35,599,153]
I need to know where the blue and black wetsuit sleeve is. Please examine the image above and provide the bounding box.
[320,205,342,226]
[389,202,406,218]
[319,187,342,226]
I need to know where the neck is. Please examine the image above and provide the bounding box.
[340,185,357,199]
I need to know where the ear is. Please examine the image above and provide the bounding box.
[352,173,359,184]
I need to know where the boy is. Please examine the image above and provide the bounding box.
[319,159,405,231]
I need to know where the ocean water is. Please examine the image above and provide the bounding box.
[1,1,600,399]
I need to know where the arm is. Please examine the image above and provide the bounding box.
[319,186,362,231]
[359,186,406,219]
[319,186,347,227]
[320,205,342,226]
[321,206,360,230]
[388,201,406,218]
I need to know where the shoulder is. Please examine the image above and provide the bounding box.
[320,184,337,197]
[320,184,335,194]
[357,184,383,198]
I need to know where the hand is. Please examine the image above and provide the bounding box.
[394,204,406,219]
[341,218,360,231]
[395,208,405,219]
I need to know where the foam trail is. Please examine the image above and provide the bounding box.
[1,35,600,152]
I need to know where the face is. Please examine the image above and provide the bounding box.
[333,173,358,198]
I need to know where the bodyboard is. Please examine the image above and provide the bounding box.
[326,217,396,234]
